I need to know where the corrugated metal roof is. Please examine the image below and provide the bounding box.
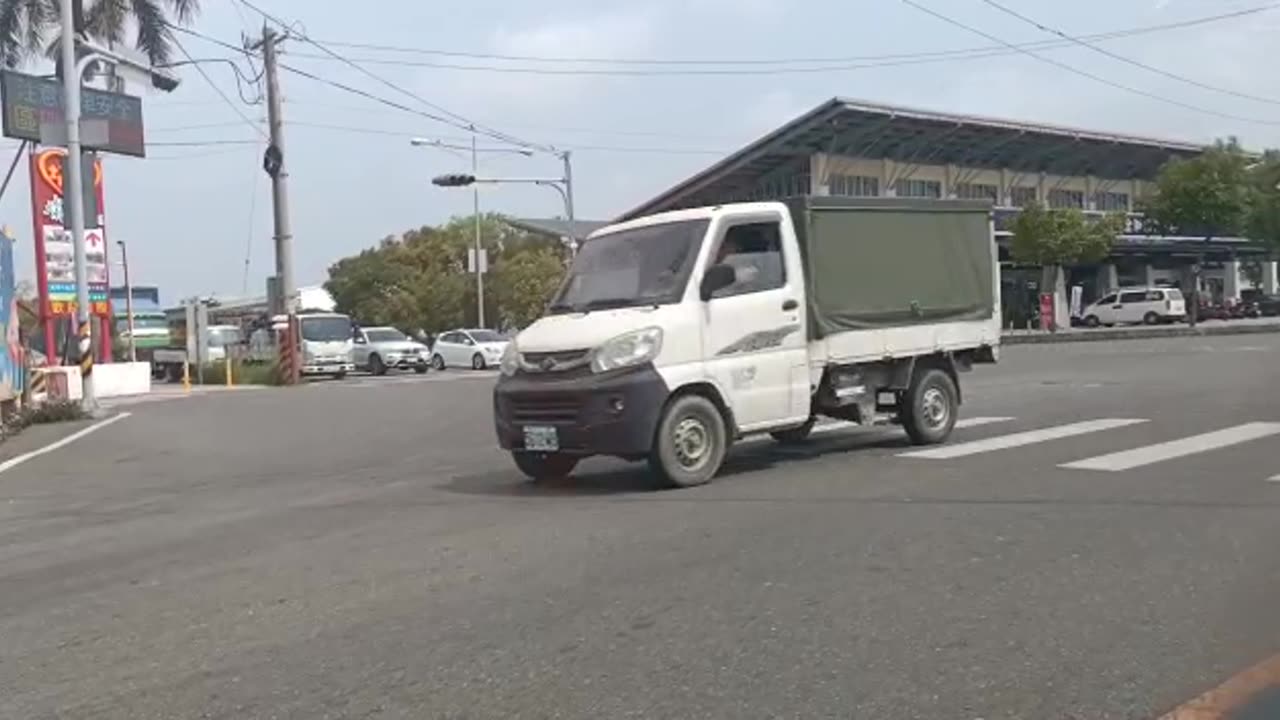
[619,97,1215,221]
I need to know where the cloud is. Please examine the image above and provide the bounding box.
[431,9,660,118]
[737,89,815,137]
[684,0,783,22]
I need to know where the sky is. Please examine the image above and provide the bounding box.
[2,0,1278,304]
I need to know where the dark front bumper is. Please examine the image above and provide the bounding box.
[493,365,668,458]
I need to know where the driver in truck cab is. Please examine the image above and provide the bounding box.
[712,228,760,287]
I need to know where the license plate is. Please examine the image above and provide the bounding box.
[523,426,559,452]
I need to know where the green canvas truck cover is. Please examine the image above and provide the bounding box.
[782,196,995,339]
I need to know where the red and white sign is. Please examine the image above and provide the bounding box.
[28,146,110,318]
[85,228,104,252]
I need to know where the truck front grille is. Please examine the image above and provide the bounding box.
[520,349,590,374]
[510,396,580,423]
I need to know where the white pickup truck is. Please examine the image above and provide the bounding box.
[493,197,1000,487]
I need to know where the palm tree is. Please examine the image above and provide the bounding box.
[0,0,199,70]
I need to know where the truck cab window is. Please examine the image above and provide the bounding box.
[711,221,785,298]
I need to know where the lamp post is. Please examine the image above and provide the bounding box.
[116,240,135,362]
[410,136,532,329]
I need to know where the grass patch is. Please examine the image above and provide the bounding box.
[191,360,283,386]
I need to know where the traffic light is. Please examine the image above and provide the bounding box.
[432,173,477,187]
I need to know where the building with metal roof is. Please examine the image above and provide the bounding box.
[617,97,1275,327]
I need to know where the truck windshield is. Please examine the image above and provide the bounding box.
[207,327,243,347]
[550,219,709,313]
[301,316,353,342]
[116,316,168,332]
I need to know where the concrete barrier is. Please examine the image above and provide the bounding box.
[37,362,153,400]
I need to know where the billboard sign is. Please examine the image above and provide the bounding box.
[0,69,145,158]
[29,146,110,317]
[0,228,21,401]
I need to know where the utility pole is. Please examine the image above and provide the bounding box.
[117,240,136,362]
[253,27,299,384]
[471,133,485,328]
[257,27,294,318]
[563,149,578,253]
[58,0,97,412]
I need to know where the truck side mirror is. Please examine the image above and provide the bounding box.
[699,264,737,301]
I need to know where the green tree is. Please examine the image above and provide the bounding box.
[491,245,566,330]
[326,214,567,335]
[0,0,200,68]
[1246,150,1280,254]
[1144,139,1253,324]
[1010,202,1124,331]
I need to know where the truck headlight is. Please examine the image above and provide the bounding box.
[590,327,662,374]
[499,341,519,376]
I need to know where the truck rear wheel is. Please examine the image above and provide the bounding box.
[512,452,579,481]
[649,394,728,488]
[902,368,958,446]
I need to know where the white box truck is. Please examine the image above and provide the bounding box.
[493,197,1001,487]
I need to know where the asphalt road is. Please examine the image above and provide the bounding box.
[2,336,1279,719]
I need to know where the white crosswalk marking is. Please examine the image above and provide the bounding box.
[796,415,1015,439]
[954,416,1015,429]
[1268,475,1280,483]
[897,418,1148,460]
[1061,422,1280,472]
[810,421,856,436]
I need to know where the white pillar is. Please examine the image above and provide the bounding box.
[1143,263,1158,287]
[1263,261,1279,294]
[1096,263,1119,294]
[1224,260,1242,301]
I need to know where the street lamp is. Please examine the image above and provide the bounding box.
[411,136,532,329]
[57,2,180,413]
[116,240,135,362]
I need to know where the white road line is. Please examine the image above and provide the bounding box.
[770,415,1016,441]
[0,412,132,475]
[1268,474,1280,483]
[898,418,1148,460]
[1061,422,1280,472]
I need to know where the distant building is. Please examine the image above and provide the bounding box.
[619,98,1276,327]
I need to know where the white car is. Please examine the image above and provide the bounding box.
[431,329,509,370]
[1082,287,1186,327]
[353,326,430,375]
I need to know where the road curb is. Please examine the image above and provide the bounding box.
[1002,322,1280,345]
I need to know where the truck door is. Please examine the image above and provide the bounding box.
[701,217,810,431]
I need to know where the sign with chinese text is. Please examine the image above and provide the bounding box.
[29,146,110,317]
[1,69,145,157]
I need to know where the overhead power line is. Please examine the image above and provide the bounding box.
[976,0,1280,107]
[231,0,549,153]
[307,3,1277,66]
[899,0,1280,127]
[171,35,267,139]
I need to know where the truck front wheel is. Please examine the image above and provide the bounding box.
[649,394,728,488]
[902,368,958,445]
[512,452,579,481]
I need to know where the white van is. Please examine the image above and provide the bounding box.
[1082,287,1186,327]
